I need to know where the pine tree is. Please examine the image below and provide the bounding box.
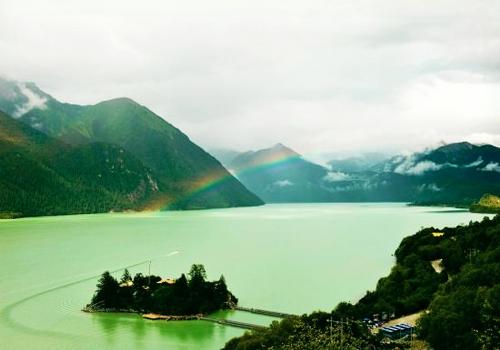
[91,271,119,309]
[120,269,132,284]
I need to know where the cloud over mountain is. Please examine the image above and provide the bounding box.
[482,162,500,172]
[13,83,47,118]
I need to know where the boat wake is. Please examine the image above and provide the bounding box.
[0,259,151,338]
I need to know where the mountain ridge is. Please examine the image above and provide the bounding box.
[0,110,165,218]
[217,141,500,206]
[227,143,335,203]
[0,77,263,215]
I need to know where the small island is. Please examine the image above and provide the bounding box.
[85,264,238,318]
[470,193,500,213]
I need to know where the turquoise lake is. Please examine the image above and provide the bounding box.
[0,203,490,349]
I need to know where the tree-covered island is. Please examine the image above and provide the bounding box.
[85,264,237,316]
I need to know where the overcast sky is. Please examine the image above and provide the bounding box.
[1,0,499,158]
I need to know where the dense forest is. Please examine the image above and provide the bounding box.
[224,215,500,350]
[0,110,164,218]
[0,105,262,218]
[224,314,381,350]
[0,77,264,218]
[88,264,237,316]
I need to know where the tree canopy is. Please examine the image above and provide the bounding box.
[89,264,238,315]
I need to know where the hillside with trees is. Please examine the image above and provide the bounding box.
[0,110,161,218]
[0,77,263,217]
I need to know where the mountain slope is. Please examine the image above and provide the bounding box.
[0,110,161,218]
[228,143,337,202]
[328,153,388,173]
[0,77,263,210]
[208,148,242,168]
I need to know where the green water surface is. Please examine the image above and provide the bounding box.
[0,203,490,349]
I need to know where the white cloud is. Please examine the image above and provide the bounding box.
[481,162,500,172]
[465,157,483,168]
[274,179,293,187]
[0,0,499,154]
[394,159,443,175]
[418,183,442,192]
[13,83,47,118]
[31,122,43,129]
[464,133,500,146]
[323,171,350,182]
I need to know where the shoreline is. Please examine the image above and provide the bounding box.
[1,201,471,221]
[82,308,204,321]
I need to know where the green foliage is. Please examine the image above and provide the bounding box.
[88,264,237,315]
[91,271,120,308]
[0,111,162,217]
[18,95,263,210]
[351,216,500,321]
[0,79,264,217]
[0,100,263,217]
[223,315,379,350]
[417,218,500,350]
[188,264,207,287]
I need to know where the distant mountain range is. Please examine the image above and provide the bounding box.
[328,153,388,173]
[1,77,498,217]
[0,77,263,217]
[219,142,500,206]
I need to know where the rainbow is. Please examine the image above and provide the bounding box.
[147,151,300,210]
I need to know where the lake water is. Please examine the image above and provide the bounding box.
[0,203,489,350]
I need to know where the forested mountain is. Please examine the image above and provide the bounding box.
[0,110,161,218]
[1,76,498,211]
[0,77,263,215]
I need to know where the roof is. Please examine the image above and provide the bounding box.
[119,280,133,287]
[381,323,413,333]
[157,278,176,285]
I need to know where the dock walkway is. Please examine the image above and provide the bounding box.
[200,317,265,330]
[234,306,296,318]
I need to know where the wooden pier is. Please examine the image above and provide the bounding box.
[199,317,265,330]
[234,306,296,318]
[83,302,294,331]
